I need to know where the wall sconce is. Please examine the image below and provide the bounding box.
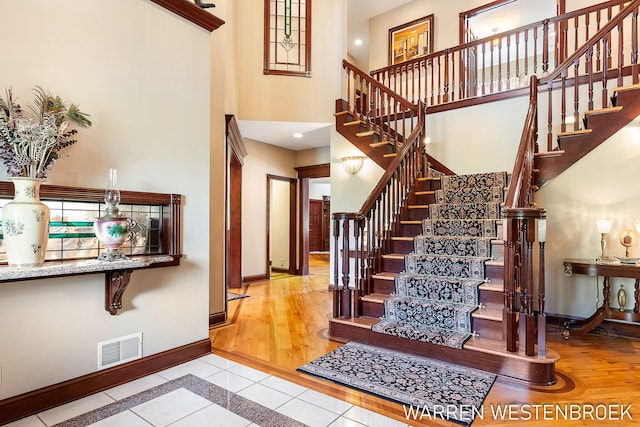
[595,219,614,263]
[341,156,365,175]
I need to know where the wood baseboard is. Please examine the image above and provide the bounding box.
[242,274,268,284]
[209,311,226,326]
[0,338,211,425]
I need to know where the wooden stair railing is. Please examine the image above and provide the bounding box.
[532,0,640,185]
[503,76,547,357]
[339,60,422,163]
[370,0,634,112]
[504,0,639,356]
[332,102,427,320]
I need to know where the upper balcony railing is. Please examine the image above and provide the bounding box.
[370,0,635,116]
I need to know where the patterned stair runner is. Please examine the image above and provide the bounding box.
[372,171,506,349]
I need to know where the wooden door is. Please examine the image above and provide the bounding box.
[309,200,323,252]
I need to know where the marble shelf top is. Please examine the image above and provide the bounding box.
[0,255,175,281]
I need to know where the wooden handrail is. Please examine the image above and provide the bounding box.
[358,102,425,215]
[370,0,634,109]
[504,76,539,209]
[343,59,416,111]
[541,0,640,84]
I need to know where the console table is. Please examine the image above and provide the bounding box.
[562,259,640,338]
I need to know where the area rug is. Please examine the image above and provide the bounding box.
[227,292,249,301]
[298,342,496,426]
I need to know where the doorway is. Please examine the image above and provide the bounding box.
[266,175,297,278]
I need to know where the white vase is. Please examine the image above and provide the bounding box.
[2,177,50,267]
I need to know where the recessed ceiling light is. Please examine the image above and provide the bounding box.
[354,39,363,46]
[293,133,303,138]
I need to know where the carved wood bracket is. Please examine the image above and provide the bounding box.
[105,270,134,315]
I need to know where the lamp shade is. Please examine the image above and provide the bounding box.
[341,156,364,174]
[596,219,613,233]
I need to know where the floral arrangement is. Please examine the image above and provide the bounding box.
[0,86,91,178]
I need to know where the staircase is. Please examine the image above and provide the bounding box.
[534,83,640,187]
[329,168,558,385]
[330,0,640,386]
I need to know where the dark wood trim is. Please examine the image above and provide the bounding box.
[225,115,245,291]
[295,164,330,276]
[226,115,248,166]
[288,178,297,275]
[0,338,211,425]
[295,163,330,179]
[209,311,227,326]
[242,274,268,283]
[266,175,297,278]
[150,0,225,32]
[299,178,310,275]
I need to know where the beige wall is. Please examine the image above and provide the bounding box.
[234,0,344,123]
[536,124,640,317]
[242,140,297,278]
[0,0,213,399]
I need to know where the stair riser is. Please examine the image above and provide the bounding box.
[405,208,429,221]
[410,193,435,205]
[372,278,395,294]
[480,290,504,311]
[492,243,504,260]
[381,257,404,273]
[361,300,385,318]
[473,316,503,341]
[400,223,422,235]
[415,179,441,192]
[391,239,414,254]
[486,264,504,284]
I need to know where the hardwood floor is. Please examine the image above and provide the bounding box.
[210,254,640,426]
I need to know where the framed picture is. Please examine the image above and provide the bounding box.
[388,14,434,65]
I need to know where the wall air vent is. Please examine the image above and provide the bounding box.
[97,332,142,370]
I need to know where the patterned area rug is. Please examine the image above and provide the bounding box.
[227,292,249,301]
[298,342,496,426]
[372,171,506,348]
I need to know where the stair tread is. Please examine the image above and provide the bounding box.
[330,316,378,328]
[464,336,560,362]
[557,129,592,137]
[584,106,623,116]
[361,293,389,303]
[382,253,405,260]
[534,150,565,158]
[391,236,413,241]
[614,83,640,93]
[408,205,429,209]
[369,140,390,147]
[372,272,396,280]
[472,308,502,321]
[478,283,504,292]
[485,259,504,267]
[414,190,435,196]
[357,130,378,137]
[343,120,363,126]
[333,110,350,117]
[383,153,397,158]
[416,177,441,181]
[400,220,422,225]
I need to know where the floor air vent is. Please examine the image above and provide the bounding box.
[97,332,142,370]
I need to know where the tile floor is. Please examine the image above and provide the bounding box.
[6,353,410,427]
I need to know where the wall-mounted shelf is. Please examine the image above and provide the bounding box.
[0,255,179,315]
